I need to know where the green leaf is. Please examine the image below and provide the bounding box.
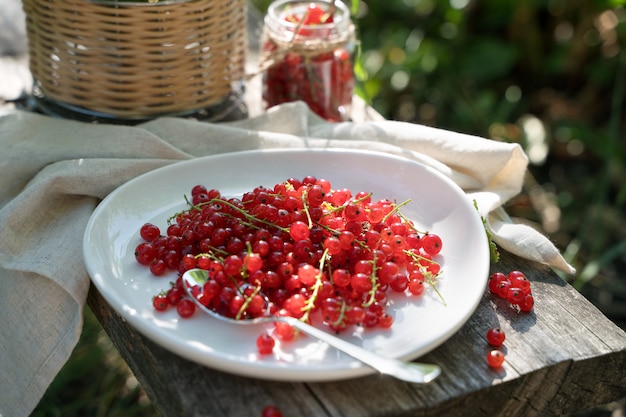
[460,38,518,82]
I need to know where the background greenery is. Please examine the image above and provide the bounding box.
[32,0,625,415]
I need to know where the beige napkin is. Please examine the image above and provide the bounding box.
[0,102,574,417]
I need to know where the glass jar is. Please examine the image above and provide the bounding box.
[261,0,356,122]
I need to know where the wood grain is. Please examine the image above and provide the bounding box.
[88,250,626,417]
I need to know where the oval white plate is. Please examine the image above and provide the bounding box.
[83,148,490,381]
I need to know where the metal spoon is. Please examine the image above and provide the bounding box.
[182,268,441,384]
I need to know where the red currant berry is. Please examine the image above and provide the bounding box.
[519,294,535,312]
[261,405,283,417]
[256,333,276,355]
[152,294,169,311]
[223,255,243,276]
[149,259,167,276]
[488,272,506,294]
[421,233,442,256]
[166,286,184,306]
[134,242,155,266]
[140,223,161,242]
[176,298,196,318]
[486,327,506,347]
[509,270,531,294]
[506,287,525,305]
[331,268,351,287]
[196,256,211,270]
[191,184,208,197]
[487,349,505,368]
[351,273,373,293]
[180,253,197,271]
[245,253,264,273]
[496,279,512,299]
[289,221,310,241]
[378,313,394,328]
[274,321,296,341]
[408,278,425,296]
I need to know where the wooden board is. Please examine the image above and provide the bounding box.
[87,250,626,417]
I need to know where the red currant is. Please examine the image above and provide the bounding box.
[289,221,310,241]
[487,349,505,368]
[421,233,443,256]
[140,223,161,242]
[149,259,167,276]
[274,321,296,342]
[134,242,155,266]
[488,272,507,294]
[509,270,531,294]
[140,177,446,345]
[261,405,283,417]
[245,253,263,273]
[506,287,525,305]
[256,333,276,355]
[176,298,196,318]
[166,286,184,306]
[486,327,506,347]
[489,270,533,312]
[520,294,535,312]
[378,313,394,328]
[408,278,425,296]
[152,294,169,311]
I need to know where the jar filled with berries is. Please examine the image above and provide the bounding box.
[260,0,356,122]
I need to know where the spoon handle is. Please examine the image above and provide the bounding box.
[280,316,441,384]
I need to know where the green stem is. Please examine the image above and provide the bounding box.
[300,188,314,229]
[235,285,262,320]
[301,249,330,322]
[362,253,379,308]
[403,249,446,306]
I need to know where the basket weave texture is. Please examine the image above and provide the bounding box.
[23,0,247,118]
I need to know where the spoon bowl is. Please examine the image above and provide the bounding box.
[182,268,441,384]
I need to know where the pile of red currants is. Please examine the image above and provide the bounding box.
[487,270,534,312]
[135,176,444,352]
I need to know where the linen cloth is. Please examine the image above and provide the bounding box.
[0,101,574,417]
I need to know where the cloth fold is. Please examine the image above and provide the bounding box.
[0,101,574,417]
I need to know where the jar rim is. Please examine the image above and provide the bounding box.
[265,0,351,39]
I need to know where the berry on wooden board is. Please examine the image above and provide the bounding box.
[261,405,283,417]
[486,327,506,347]
[488,270,534,312]
[487,349,505,368]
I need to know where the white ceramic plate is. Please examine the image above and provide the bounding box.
[83,148,490,382]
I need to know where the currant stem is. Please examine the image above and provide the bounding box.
[200,197,290,233]
[300,188,314,229]
[195,248,227,261]
[381,199,411,223]
[362,254,379,308]
[235,284,262,320]
[330,299,347,329]
[425,273,446,307]
[403,249,447,306]
[301,248,330,322]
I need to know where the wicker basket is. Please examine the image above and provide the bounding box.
[23,0,247,120]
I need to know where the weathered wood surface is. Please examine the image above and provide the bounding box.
[88,250,626,417]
